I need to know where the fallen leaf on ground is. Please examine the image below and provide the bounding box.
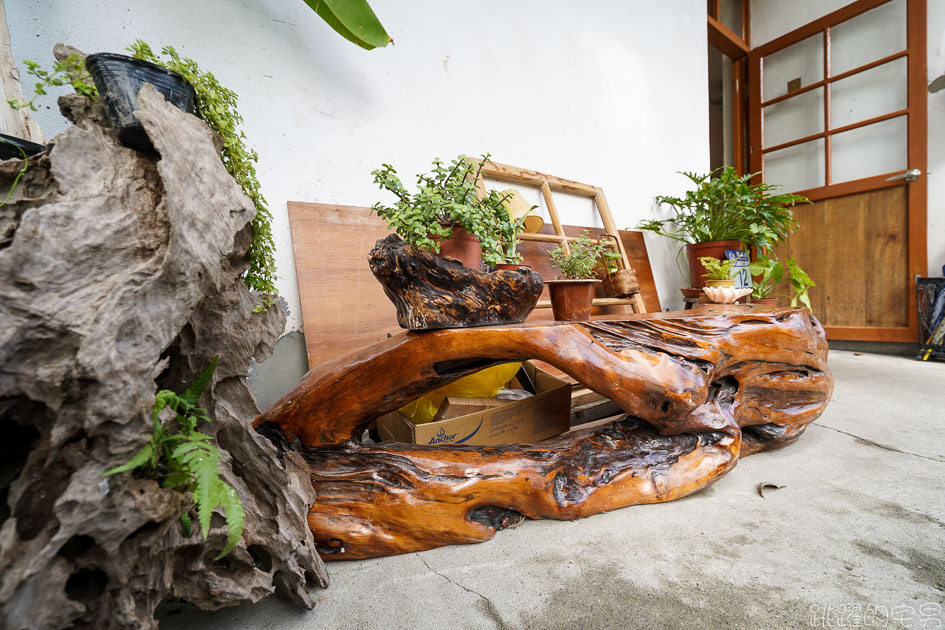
[757,482,785,498]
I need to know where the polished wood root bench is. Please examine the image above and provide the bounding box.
[254,306,833,560]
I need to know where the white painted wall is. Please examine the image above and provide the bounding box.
[752,0,945,277]
[7,0,709,329]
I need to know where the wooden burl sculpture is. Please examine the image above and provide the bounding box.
[255,307,833,560]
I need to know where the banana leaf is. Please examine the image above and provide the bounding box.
[303,0,392,50]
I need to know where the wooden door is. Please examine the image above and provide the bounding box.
[748,0,927,341]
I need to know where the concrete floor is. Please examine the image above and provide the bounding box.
[162,350,945,629]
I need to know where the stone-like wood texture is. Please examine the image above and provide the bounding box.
[256,307,833,560]
[0,85,326,629]
[369,234,543,330]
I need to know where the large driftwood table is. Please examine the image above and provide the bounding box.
[255,306,833,560]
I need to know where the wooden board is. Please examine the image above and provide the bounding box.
[774,187,907,331]
[287,202,661,369]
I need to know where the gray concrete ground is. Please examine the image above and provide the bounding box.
[163,350,945,629]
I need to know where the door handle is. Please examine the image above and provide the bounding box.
[886,168,922,182]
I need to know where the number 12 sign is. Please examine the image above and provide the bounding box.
[726,249,751,290]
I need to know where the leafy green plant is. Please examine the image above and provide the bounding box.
[104,357,244,559]
[371,153,521,266]
[549,230,608,279]
[601,250,623,273]
[749,255,815,308]
[699,256,735,281]
[493,195,536,265]
[638,166,809,251]
[128,41,277,311]
[7,53,97,110]
[0,139,29,208]
[303,0,392,49]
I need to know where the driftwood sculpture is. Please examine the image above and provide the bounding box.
[368,234,543,330]
[0,85,325,629]
[256,307,833,560]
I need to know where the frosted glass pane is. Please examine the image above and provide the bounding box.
[764,139,825,192]
[763,88,824,148]
[831,58,907,128]
[763,34,823,101]
[831,116,907,183]
[831,0,906,76]
[720,0,742,37]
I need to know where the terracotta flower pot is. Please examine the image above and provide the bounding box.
[433,224,482,270]
[706,278,735,288]
[751,297,778,307]
[494,263,529,271]
[686,240,743,289]
[546,279,601,321]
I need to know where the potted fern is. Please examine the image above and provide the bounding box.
[699,256,735,288]
[700,256,753,304]
[638,166,808,289]
[546,230,606,321]
[372,154,514,270]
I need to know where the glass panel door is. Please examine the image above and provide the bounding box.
[758,0,910,192]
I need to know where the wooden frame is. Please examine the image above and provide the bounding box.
[472,159,647,314]
[747,0,927,342]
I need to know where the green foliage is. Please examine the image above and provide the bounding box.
[748,255,815,308]
[0,140,29,208]
[128,41,277,311]
[549,230,608,280]
[104,357,244,559]
[302,0,392,50]
[371,154,524,266]
[493,195,537,264]
[698,256,735,281]
[639,166,810,251]
[7,53,97,111]
[602,251,623,273]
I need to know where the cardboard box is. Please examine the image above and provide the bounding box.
[376,361,572,446]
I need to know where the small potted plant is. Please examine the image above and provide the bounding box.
[372,154,511,269]
[637,166,809,289]
[546,230,606,321]
[749,255,815,309]
[699,256,735,288]
[700,256,751,304]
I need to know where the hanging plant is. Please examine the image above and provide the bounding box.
[128,41,277,310]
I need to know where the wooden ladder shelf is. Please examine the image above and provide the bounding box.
[472,158,647,314]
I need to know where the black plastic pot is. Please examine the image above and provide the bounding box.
[85,53,196,151]
[0,134,45,160]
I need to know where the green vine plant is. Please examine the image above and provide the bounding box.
[549,230,608,280]
[8,45,278,311]
[7,53,97,110]
[128,41,277,311]
[104,357,244,559]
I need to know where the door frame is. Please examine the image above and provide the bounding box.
[747,0,927,342]
[708,0,750,174]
